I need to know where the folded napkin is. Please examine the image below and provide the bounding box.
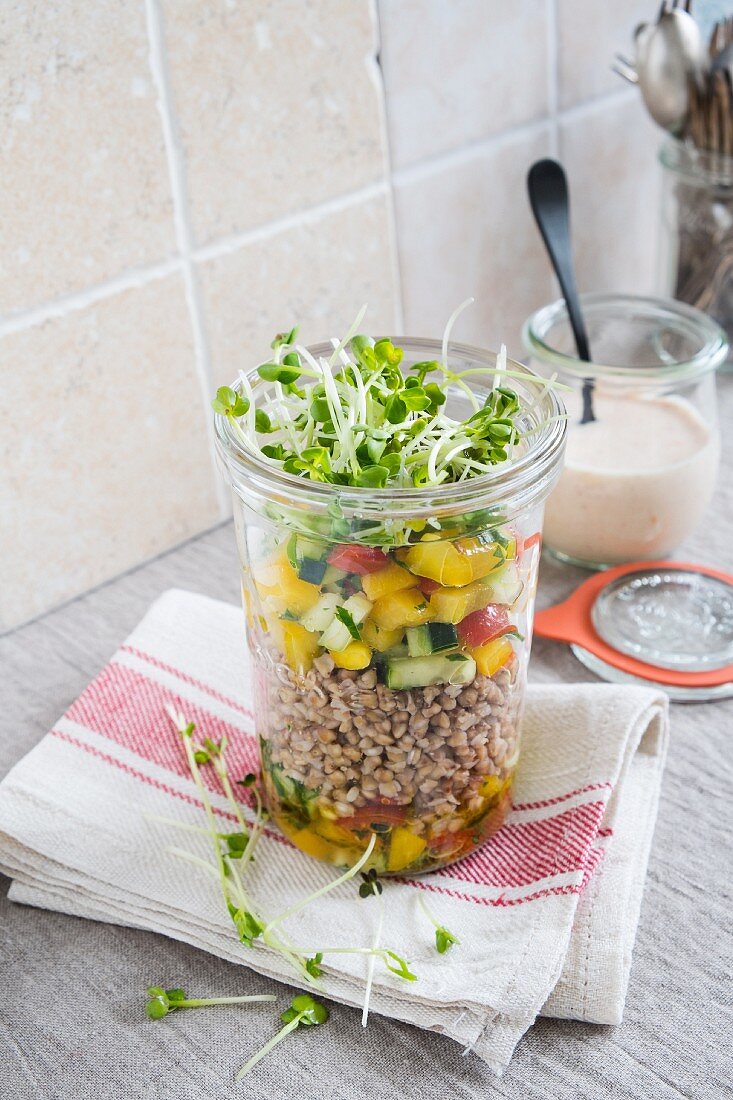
[0,589,668,1073]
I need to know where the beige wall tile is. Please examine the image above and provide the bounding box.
[0,1,175,316]
[557,0,649,108]
[199,194,399,387]
[161,0,387,245]
[379,0,549,170]
[393,129,555,359]
[559,96,661,297]
[0,277,219,631]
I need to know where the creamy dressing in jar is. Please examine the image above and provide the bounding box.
[543,392,720,567]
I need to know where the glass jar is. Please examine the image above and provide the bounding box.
[659,137,733,364]
[523,294,726,570]
[214,338,566,875]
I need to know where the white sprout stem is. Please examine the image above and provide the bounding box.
[441,296,474,369]
[178,995,277,1008]
[362,893,384,1028]
[144,812,213,838]
[166,846,220,880]
[328,302,367,365]
[164,706,311,984]
[236,1015,303,1081]
[263,834,377,940]
[491,343,507,395]
[417,893,442,930]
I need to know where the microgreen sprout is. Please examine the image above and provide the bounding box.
[163,705,313,985]
[145,986,276,1020]
[213,305,566,507]
[212,386,249,419]
[236,995,329,1080]
[305,953,324,979]
[358,868,382,899]
[417,895,461,954]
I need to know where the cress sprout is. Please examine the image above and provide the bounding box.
[213,301,563,498]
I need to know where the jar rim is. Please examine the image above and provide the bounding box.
[214,336,567,519]
[522,292,728,384]
[659,135,733,187]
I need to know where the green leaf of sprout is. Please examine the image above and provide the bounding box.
[435,925,460,954]
[355,465,389,489]
[258,362,301,384]
[305,953,324,979]
[212,386,250,418]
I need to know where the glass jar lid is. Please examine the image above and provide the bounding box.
[523,293,728,386]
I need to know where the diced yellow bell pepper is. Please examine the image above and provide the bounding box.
[290,826,337,862]
[361,618,404,653]
[370,588,436,631]
[282,620,321,674]
[401,541,473,587]
[331,641,372,669]
[453,537,506,581]
[361,562,416,601]
[478,773,510,801]
[469,635,514,677]
[429,580,494,624]
[402,538,506,587]
[313,817,362,846]
[255,550,321,615]
[387,827,427,871]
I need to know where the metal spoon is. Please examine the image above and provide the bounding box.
[527,158,595,425]
[634,7,706,132]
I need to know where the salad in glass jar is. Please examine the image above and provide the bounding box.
[214,306,566,875]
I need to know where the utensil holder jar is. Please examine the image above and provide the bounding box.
[659,137,733,365]
[214,339,566,875]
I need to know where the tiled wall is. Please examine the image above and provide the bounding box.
[1,0,660,631]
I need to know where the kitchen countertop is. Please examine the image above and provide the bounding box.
[2,378,732,1100]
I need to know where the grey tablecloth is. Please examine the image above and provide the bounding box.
[1,377,732,1100]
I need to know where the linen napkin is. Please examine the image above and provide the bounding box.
[0,589,668,1073]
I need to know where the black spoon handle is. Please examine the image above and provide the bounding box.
[527,158,595,423]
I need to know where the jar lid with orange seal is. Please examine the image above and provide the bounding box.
[534,561,733,702]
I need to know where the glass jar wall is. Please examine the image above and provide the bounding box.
[215,339,566,875]
[523,294,727,570]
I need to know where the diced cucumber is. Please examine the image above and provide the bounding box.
[406,622,459,657]
[321,564,348,589]
[383,652,476,690]
[487,561,523,607]
[300,592,340,633]
[298,557,327,584]
[319,592,373,652]
[287,533,327,570]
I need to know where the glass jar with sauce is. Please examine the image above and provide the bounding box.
[523,294,727,570]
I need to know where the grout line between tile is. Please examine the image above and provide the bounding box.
[144,0,229,517]
[372,0,405,333]
[0,259,182,338]
[391,117,555,188]
[391,89,638,189]
[547,0,560,158]
[192,181,390,264]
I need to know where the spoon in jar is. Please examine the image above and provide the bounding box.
[527,158,595,424]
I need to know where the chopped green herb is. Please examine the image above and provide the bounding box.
[335,606,361,641]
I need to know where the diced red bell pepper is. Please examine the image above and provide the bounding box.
[418,577,441,595]
[327,544,389,575]
[519,531,542,556]
[457,604,512,648]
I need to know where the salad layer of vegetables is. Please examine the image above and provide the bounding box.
[248,522,531,874]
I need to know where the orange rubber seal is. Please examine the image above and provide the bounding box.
[534,560,733,688]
